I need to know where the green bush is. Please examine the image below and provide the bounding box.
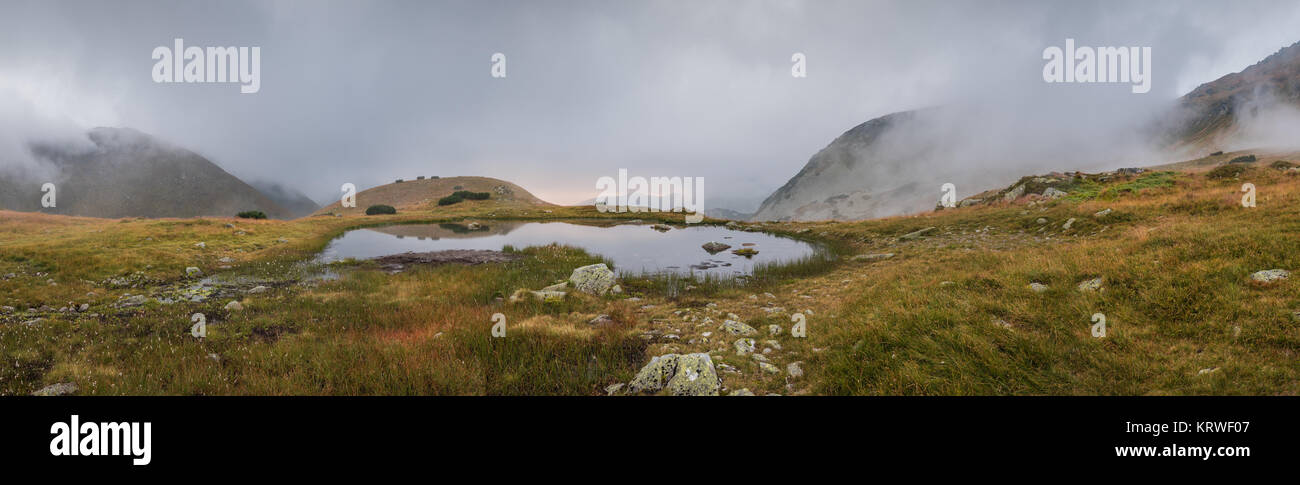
[1228,155,1257,164]
[453,190,490,200]
[1270,160,1295,170]
[437,194,463,206]
[237,210,267,219]
[1206,164,1247,179]
[365,204,397,215]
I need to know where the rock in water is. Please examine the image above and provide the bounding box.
[1250,269,1290,284]
[568,263,617,295]
[626,353,720,396]
[701,241,731,253]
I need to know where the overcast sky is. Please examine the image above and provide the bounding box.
[2,0,1299,209]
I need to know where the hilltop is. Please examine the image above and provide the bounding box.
[0,127,295,219]
[313,176,553,216]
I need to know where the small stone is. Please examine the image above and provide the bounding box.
[768,324,783,336]
[1093,208,1112,218]
[734,338,756,355]
[588,314,615,326]
[721,320,757,336]
[1249,269,1290,284]
[1043,187,1068,199]
[1036,218,1048,225]
[77,304,89,312]
[1077,277,1103,292]
[185,267,203,277]
[786,362,804,379]
[32,382,77,396]
[248,285,269,294]
[1062,217,1077,230]
[224,300,244,311]
[851,253,894,262]
[729,388,755,396]
[900,227,937,241]
[1197,367,1220,376]
[604,383,625,396]
[1028,282,1049,293]
[194,242,206,249]
[759,362,781,374]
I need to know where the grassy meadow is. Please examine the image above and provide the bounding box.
[2,159,1300,395]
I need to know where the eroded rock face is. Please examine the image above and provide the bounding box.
[626,353,721,396]
[568,263,617,295]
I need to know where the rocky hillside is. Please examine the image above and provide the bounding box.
[249,180,321,219]
[313,176,553,215]
[0,127,292,219]
[754,40,1300,223]
[1159,40,1300,150]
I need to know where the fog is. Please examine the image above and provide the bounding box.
[1,0,1299,211]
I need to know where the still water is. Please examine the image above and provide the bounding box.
[315,221,823,276]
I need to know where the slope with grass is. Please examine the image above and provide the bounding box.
[313,176,553,217]
[2,158,1299,396]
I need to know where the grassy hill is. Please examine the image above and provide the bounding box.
[2,157,1299,396]
[313,176,553,216]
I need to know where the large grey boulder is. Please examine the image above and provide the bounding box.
[568,263,617,295]
[626,353,720,396]
[32,382,77,396]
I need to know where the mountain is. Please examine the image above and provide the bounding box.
[249,180,320,219]
[0,127,291,219]
[754,40,1300,222]
[313,176,553,215]
[1158,40,1300,151]
[703,208,753,221]
[751,109,969,221]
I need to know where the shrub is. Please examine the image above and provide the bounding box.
[416,176,425,180]
[453,190,490,200]
[438,194,464,206]
[236,210,267,219]
[1206,164,1247,179]
[395,179,404,183]
[365,204,397,215]
[1228,155,1257,164]
[1210,151,1224,156]
[1270,160,1296,170]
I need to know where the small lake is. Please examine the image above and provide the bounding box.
[315,221,825,277]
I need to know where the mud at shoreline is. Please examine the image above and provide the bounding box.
[371,250,523,273]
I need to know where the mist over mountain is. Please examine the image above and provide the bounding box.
[753,40,1300,222]
[248,180,321,219]
[0,127,292,219]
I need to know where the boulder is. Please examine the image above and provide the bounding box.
[185,267,202,277]
[568,263,617,295]
[626,353,720,396]
[701,241,732,254]
[734,338,756,355]
[1250,269,1290,284]
[721,319,757,336]
[224,300,244,311]
[1042,187,1068,199]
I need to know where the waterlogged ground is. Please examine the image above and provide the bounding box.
[315,220,825,277]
